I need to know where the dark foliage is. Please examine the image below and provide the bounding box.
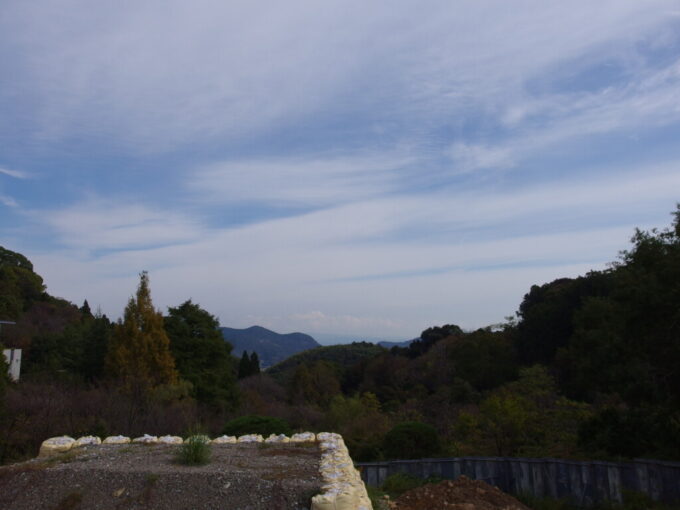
[392,324,463,358]
[222,414,292,437]
[238,350,261,379]
[165,300,239,411]
[382,421,441,460]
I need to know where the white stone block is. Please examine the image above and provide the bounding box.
[75,435,101,447]
[103,435,131,444]
[39,436,75,457]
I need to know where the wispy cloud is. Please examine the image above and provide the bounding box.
[0,195,18,207]
[448,58,680,173]
[0,166,30,179]
[4,1,680,337]
[38,198,208,252]
[1,1,677,152]
[27,160,678,335]
[190,152,415,208]
[449,143,515,174]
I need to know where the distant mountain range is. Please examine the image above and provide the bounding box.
[220,325,320,368]
[377,338,416,349]
[311,332,413,346]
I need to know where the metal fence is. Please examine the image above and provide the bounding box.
[356,457,680,506]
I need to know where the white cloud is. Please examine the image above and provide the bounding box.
[0,195,18,207]
[38,198,208,251]
[449,143,515,173]
[26,160,678,336]
[452,59,680,173]
[6,1,680,337]
[190,151,414,207]
[1,1,677,151]
[0,166,30,179]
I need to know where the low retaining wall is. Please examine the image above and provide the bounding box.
[357,456,680,506]
[40,433,372,510]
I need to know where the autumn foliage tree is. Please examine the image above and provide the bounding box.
[105,272,178,388]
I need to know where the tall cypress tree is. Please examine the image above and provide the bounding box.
[105,272,178,387]
[249,351,260,375]
[238,351,251,379]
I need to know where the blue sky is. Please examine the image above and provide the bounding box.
[1,1,680,342]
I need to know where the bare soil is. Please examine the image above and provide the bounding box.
[0,443,323,510]
[391,476,530,510]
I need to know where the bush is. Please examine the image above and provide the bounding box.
[380,472,425,497]
[382,421,441,460]
[222,415,292,437]
[176,435,211,465]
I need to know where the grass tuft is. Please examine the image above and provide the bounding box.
[176,435,211,466]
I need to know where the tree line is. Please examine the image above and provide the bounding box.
[0,205,678,464]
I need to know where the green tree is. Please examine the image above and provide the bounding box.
[326,392,390,461]
[455,366,591,457]
[382,421,441,460]
[447,328,517,391]
[23,312,112,381]
[0,246,45,320]
[514,273,612,366]
[80,300,93,318]
[238,351,253,379]
[222,415,292,437]
[105,272,178,388]
[164,300,239,411]
[288,360,341,406]
[555,206,680,458]
[249,351,260,375]
[393,324,463,358]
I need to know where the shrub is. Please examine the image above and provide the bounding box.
[176,435,211,465]
[382,421,441,460]
[222,415,292,437]
[380,473,425,497]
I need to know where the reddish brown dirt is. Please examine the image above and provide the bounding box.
[392,476,530,510]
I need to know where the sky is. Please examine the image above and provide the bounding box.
[1,1,680,343]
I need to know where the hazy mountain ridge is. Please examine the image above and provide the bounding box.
[220,325,320,368]
[377,338,416,349]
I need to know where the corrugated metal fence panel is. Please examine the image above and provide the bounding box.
[356,457,680,505]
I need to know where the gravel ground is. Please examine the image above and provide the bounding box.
[0,443,323,510]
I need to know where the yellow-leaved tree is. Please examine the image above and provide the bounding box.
[106,271,178,388]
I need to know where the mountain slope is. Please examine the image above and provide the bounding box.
[220,325,319,368]
[266,341,386,383]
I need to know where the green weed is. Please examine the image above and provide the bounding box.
[176,435,211,466]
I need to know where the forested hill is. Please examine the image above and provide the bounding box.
[220,325,319,368]
[266,342,386,384]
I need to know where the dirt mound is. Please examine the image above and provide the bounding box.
[392,475,530,510]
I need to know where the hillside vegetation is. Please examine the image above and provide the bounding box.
[0,205,678,464]
[266,342,386,385]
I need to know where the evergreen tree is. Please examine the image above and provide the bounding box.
[165,300,239,410]
[238,350,251,379]
[249,351,260,375]
[80,299,93,318]
[105,272,178,388]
